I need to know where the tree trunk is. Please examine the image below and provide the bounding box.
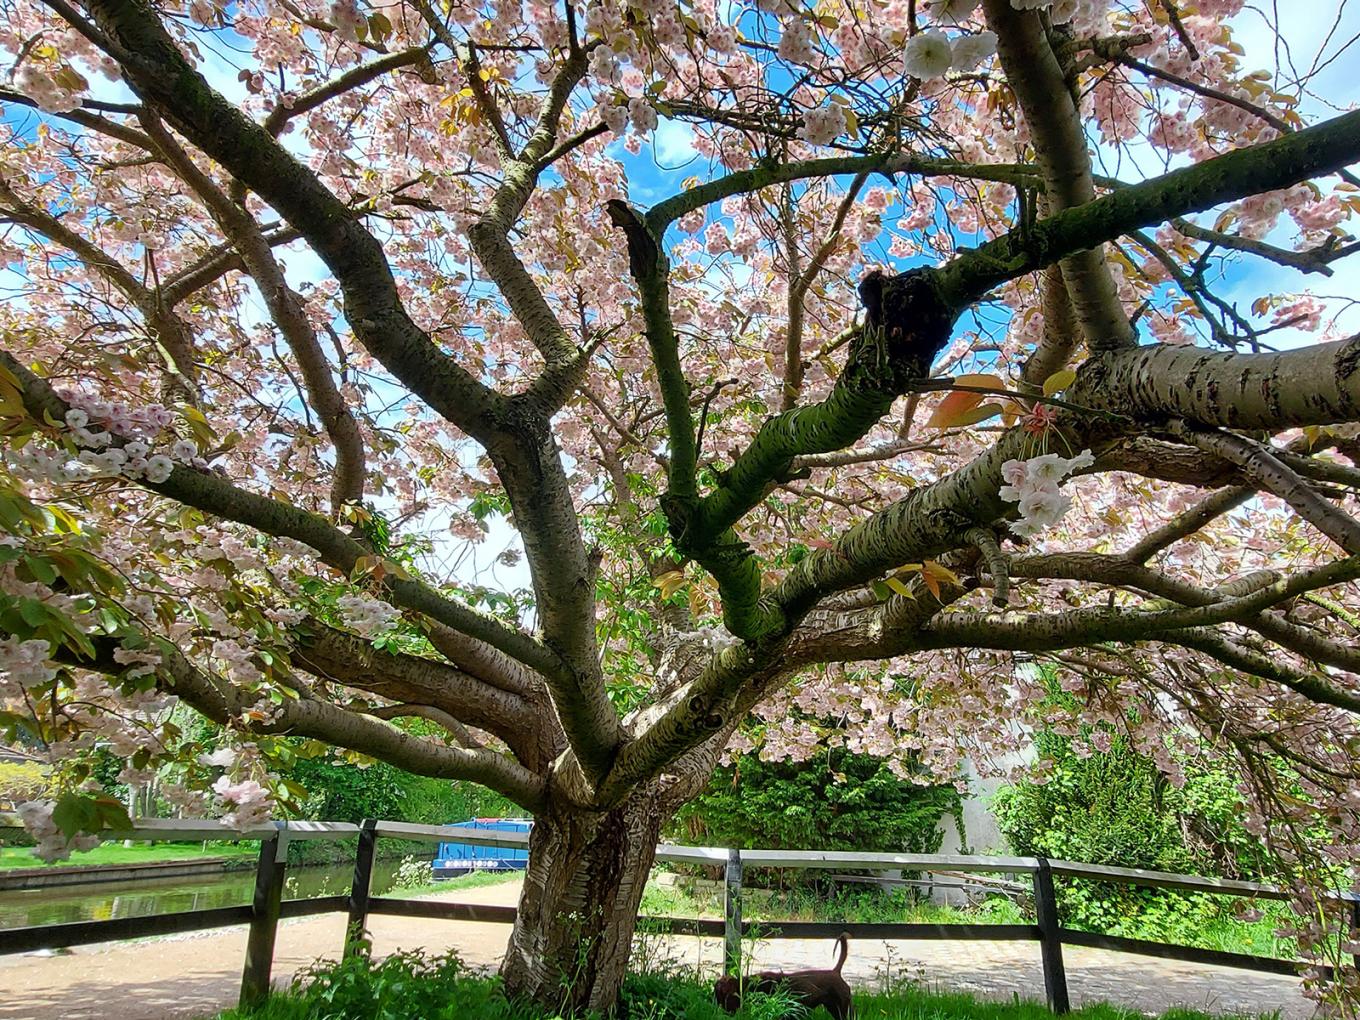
[499,786,669,1013]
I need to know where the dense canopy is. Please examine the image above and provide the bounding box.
[3,0,1360,1008]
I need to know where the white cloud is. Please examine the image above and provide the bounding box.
[652,119,699,165]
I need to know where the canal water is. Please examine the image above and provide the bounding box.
[0,856,426,930]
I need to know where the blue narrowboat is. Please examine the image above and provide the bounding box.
[432,817,532,879]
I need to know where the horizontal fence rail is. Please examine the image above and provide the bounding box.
[0,815,1354,1013]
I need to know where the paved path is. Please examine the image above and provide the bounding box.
[0,880,1317,1020]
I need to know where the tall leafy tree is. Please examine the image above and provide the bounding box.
[2,0,1360,1009]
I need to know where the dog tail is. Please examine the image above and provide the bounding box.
[833,931,849,973]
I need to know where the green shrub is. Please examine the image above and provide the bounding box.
[282,753,517,864]
[992,729,1272,942]
[671,745,959,890]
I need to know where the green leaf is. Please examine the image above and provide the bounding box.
[884,576,915,599]
[22,554,57,586]
[52,792,99,838]
[1043,369,1078,397]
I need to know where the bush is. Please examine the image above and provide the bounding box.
[391,855,432,891]
[671,746,959,888]
[282,753,517,864]
[992,729,1269,939]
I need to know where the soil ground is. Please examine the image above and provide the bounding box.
[0,879,1316,1020]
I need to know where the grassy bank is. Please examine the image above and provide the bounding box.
[0,841,260,869]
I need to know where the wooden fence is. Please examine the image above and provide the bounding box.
[0,817,1355,1014]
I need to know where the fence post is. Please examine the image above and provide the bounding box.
[723,848,743,976]
[239,822,290,1010]
[345,818,378,959]
[1350,896,1360,973]
[1033,858,1070,1015]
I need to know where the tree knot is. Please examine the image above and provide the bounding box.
[852,268,955,386]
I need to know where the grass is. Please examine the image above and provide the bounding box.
[390,867,525,898]
[639,876,1299,961]
[849,987,1269,1020]
[0,841,260,869]
[214,948,1274,1020]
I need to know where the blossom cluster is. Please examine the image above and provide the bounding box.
[0,636,56,697]
[998,450,1094,537]
[329,0,364,43]
[211,638,263,683]
[212,776,274,831]
[4,397,206,488]
[15,801,99,864]
[13,64,82,114]
[798,104,849,147]
[336,593,402,638]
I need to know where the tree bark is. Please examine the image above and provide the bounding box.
[500,786,670,1012]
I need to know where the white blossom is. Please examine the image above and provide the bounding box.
[15,800,98,863]
[336,593,402,638]
[198,747,238,768]
[903,30,953,79]
[144,455,174,483]
[950,31,997,71]
[998,449,1092,538]
[213,776,274,831]
[628,98,658,134]
[0,637,57,696]
[330,0,363,42]
[929,0,979,21]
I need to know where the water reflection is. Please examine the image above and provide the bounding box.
[0,858,421,930]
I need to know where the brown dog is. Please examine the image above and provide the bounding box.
[713,932,853,1019]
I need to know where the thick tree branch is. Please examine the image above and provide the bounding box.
[140,114,367,511]
[1020,264,1081,392]
[83,0,505,442]
[290,621,547,768]
[1073,335,1360,431]
[367,703,482,749]
[984,0,1135,352]
[606,200,696,498]
[1168,422,1360,554]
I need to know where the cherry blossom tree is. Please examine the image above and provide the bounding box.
[3,0,1360,1009]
